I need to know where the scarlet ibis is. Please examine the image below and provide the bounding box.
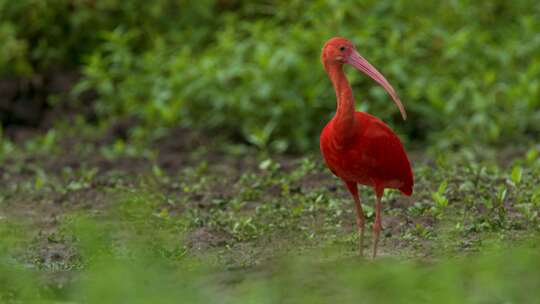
[319,37,413,258]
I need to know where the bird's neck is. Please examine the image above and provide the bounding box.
[326,62,356,141]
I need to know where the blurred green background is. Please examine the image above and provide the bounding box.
[2,1,540,303]
[2,0,539,152]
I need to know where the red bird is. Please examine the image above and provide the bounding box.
[320,37,413,258]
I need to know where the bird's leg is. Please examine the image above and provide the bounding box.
[354,196,366,257]
[372,187,384,259]
[346,182,365,256]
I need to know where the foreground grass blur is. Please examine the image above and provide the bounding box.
[1,214,539,303]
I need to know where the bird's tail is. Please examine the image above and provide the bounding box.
[399,183,413,196]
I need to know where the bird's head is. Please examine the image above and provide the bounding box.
[321,37,407,120]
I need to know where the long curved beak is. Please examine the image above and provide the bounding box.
[347,50,407,120]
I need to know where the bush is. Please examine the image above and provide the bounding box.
[0,0,215,75]
[2,0,540,152]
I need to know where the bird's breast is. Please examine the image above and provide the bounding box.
[320,112,413,193]
[320,125,373,185]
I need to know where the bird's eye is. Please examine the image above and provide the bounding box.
[339,46,346,52]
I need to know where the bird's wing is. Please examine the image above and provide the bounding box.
[352,113,413,187]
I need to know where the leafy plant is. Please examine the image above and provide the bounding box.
[2,1,540,151]
[74,1,540,152]
[431,180,449,218]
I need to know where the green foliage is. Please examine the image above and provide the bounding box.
[511,165,523,186]
[431,180,449,218]
[75,0,540,151]
[2,0,540,151]
[0,0,214,75]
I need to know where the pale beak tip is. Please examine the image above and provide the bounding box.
[401,111,407,120]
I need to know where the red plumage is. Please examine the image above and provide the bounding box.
[320,112,413,196]
[319,37,413,258]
